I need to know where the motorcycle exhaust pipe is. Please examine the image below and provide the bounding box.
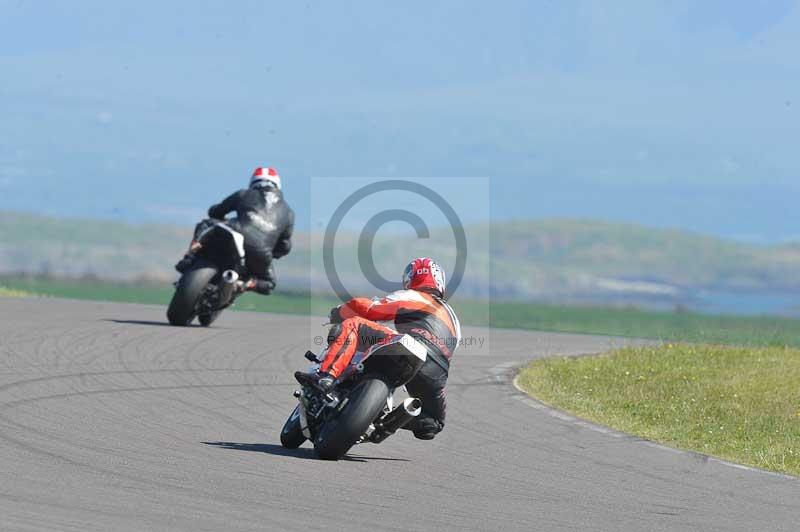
[217,270,240,304]
[370,397,422,444]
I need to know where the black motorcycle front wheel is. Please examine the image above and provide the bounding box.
[280,405,307,449]
[166,262,218,326]
[313,377,389,460]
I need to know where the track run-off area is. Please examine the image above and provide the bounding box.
[0,298,797,531]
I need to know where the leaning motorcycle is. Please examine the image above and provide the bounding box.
[281,333,428,460]
[167,219,247,327]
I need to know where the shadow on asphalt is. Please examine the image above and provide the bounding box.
[202,441,410,462]
[102,319,177,327]
[100,319,230,329]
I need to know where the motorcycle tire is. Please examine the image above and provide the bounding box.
[313,377,389,460]
[198,311,222,327]
[280,405,307,449]
[167,262,218,326]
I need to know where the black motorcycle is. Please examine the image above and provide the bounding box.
[167,220,247,327]
[280,333,428,460]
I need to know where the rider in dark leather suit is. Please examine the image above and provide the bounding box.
[176,167,294,295]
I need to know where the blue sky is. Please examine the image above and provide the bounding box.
[1,1,799,240]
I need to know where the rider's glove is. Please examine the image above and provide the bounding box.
[328,305,344,324]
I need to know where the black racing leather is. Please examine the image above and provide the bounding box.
[208,185,294,257]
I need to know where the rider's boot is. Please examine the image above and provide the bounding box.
[292,324,341,390]
[251,278,275,295]
[293,370,335,392]
[403,416,442,440]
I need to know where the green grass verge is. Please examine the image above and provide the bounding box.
[0,276,332,316]
[481,301,800,347]
[0,285,33,297]
[517,344,800,477]
[4,276,800,347]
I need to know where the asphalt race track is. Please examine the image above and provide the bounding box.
[0,298,797,531]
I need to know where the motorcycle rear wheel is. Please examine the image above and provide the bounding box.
[313,377,389,460]
[167,262,218,326]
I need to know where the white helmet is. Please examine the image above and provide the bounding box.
[250,167,281,190]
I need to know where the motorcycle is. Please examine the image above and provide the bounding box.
[167,219,248,327]
[280,332,428,460]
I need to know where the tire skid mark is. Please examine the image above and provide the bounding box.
[0,368,273,395]
[171,328,285,432]
[2,299,798,532]
[1,382,295,409]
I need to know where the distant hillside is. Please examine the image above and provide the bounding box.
[484,220,800,294]
[3,211,800,309]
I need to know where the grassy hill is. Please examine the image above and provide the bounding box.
[484,219,800,293]
[2,211,800,309]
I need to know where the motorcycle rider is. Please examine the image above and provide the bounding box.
[175,167,294,295]
[299,257,461,440]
